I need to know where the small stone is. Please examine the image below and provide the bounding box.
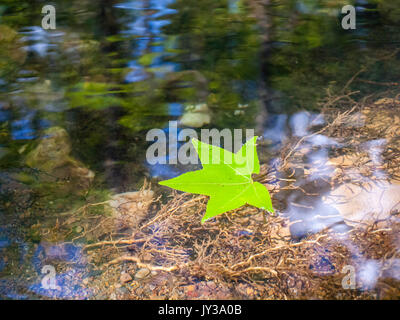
[327,155,358,167]
[135,268,150,280]
[185,284,196,292]
[142,253,152,262]
[236,283,255,298]
[24,126,95,195]
[180,104,211,128]
[185,285,199,298]
[117,286,130,295]
[180,112,211,128]
[206,281,216,290]
[246,287,254,295]
[89,269,103,277]
[110,190,154,228]
[323,180,400,226]
[120,272,133,284]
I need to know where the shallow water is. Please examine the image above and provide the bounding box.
[1,0,400,299]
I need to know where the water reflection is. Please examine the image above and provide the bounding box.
[268,108,400,236]
[0,0,400,299]
[118,0,178,83]
[28,243,91,299]
[20,26,64,58]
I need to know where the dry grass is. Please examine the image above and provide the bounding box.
[80,90,400,299]
[81,188,400,299]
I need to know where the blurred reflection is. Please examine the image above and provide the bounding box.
[0,0,400,298]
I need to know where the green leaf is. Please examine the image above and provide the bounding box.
[159,136,274,223]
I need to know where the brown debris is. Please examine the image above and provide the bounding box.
[64,92,400,300]
[82,189,400,299]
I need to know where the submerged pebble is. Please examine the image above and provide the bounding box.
[134,268,150,280]
[120,272,132,284]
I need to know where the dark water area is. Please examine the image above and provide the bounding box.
[1,0,400,299]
